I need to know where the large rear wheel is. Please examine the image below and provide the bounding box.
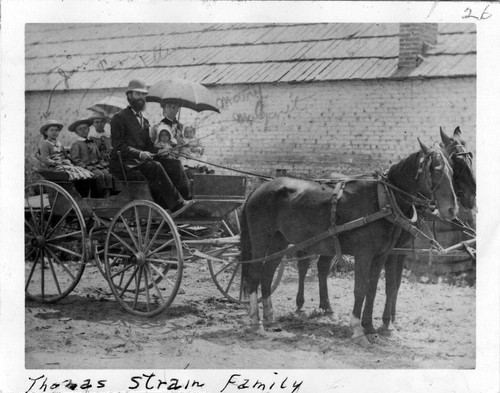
[25,181,87,302]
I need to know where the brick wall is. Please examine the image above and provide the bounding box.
[25,77,476,183]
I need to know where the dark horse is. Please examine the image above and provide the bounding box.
[240,140,458,342]
[294,127,476,337]
[296,127,476,334]
[380,126,476,334]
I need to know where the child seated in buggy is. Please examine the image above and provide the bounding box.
[69,118,114,198]
[36,119,94,181]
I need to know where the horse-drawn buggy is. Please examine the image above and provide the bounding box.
[25,79,476,342]
[24,168,289,316]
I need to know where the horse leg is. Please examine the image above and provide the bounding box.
[318,255,334,314]
[261,232,288,327]
[361,254,387,342]
[391,259,405,324]
[245,262,264,332]
[381,231,411,334]
[380,254,399,335]
[295,251,310,314]
[350,251,372,346]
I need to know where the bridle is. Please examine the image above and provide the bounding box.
[448,142,473,181]
[415,146,454,199]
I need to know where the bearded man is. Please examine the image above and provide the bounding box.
[109,79,191,212]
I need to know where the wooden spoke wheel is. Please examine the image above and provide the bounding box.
[207,215,285,304]
[24,181,87,302]
[104,200,183,316]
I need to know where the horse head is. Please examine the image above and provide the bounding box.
[416,138,459,220]
[440,126,476,210]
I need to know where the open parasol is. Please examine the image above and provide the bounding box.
[87,96,128,118]
[146,78,220,113]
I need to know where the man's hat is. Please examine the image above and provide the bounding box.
[68,118,94,132]
[126,79,148,94]
[39,119,63,135]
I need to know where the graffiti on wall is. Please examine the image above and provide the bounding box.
[217,86,316,132]
[42,46,177,118]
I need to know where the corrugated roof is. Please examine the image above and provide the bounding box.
[25,23,475,91]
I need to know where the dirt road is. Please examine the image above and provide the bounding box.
[25,263,475,370]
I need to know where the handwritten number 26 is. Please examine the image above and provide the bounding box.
[463,5,491,20]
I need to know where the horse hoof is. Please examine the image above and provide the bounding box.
[366,333,381,344]
[263,320,280,330]
[268,324,283,332]
[377,325,394,337]
[351,334,372,347]
[246,322,265,334]
[319,308,334,317]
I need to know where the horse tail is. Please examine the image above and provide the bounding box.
[239,194,254,299]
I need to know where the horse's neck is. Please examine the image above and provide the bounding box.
[387,151,422,213]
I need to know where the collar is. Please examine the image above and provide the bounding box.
[77,136,94,143]
[45,138,60,147]
[162,116,177,126]
[129,106,143,117]
[88,127,111,139]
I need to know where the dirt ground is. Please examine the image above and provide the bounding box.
[25,262,475,370]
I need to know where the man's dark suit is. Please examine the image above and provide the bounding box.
[109,107,191,209]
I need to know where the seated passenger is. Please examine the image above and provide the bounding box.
[154,126,178,151]
[179,125,209,174]
[37,119,94,181]
[151,102,209,176]
[88,113,112,163]
[69,118,113,197]
[109,79,191,212]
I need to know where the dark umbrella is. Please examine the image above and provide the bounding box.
[87,96,127,118]
[146,78,220,113]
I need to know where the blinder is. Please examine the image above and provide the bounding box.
[415,148,451,197]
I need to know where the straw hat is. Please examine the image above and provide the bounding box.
[39,119,63,135]
[68,118,94,132]
[87,111,109,124]
[126,79,148,94]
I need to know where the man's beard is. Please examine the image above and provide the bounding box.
[129,96,146,112]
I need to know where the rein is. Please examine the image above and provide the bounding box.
[159,152,274,180]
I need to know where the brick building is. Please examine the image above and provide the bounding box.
[25,23,476,182]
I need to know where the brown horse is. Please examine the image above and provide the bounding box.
[240,140,458,343]
[294,127,476,337]
[380,126,476,334]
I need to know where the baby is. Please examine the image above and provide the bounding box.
[37,119,94,180]
[154,125,178,152]
[69,118,113,197]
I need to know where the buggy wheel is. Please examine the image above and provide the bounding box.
[25,181,87,302]
[207,216,285,304]
[208,253,285,304]
[104,200,183,316]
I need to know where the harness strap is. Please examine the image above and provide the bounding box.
[237,208,393,265]
[329,182,345,264]
[378,180,444,251]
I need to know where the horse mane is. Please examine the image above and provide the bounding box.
[387,150,421,187]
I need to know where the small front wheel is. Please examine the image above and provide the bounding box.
[207,247,286,304]
[104,200,183,316]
